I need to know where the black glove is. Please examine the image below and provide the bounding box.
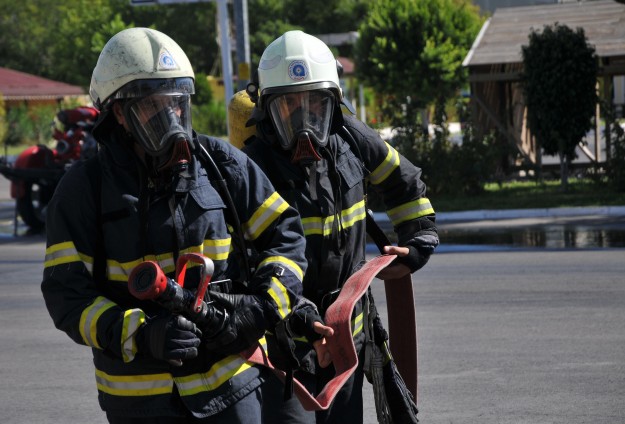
[268,299,325,372]
[203,292,268,356]
[287,303,325,343]
[394,245,430,273]
[136,314,202,365]
[270,300,326,399]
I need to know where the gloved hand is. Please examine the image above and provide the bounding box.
[288,303,328,343]
[136,314,202,366]
[394,245,430,273]
[287,304,334,368]
[203,292,268,356]
[378,244,431,280]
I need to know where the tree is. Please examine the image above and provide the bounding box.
[354,0,482,134]
[118,0,220,76]
[53,1,131,87]
[522,23,598,191]
[247,0,369,66]
[0,0,128,87]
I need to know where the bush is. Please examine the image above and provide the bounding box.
[191,72,227,137]
[388,98,503,197]
[192,101,227,138]
[606,120,625,192]
[3,104,57,147]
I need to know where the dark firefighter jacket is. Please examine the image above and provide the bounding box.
[243,113,439,369]
[41,129,307,418]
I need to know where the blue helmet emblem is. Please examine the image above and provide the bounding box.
[158,50,178,70]
[288,60,308,81]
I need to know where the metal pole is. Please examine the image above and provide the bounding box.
[217,0,233,137]
[217,0,233,105]
[234,0,250,92]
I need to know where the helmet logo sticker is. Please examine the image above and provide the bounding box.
[158,49,179,70]
[288,60,308,81]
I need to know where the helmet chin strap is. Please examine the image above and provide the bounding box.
[290,132,322,165]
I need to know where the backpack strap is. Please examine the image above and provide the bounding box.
[194,137,253,283]
[337,126,393,248]
[83,156,106,286]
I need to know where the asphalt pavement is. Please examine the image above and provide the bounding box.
[1,175,625,423]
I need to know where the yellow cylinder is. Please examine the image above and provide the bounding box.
[227,90,257,149]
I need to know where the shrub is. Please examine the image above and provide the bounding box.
[3,104,57,147]
[606,120,625,192]
[192,101,227,138]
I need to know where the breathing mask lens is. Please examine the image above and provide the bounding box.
[268,90,334,151]
[124,94,192,156]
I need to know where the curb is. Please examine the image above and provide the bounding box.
[436,205,625,222]
[372,205,625,225]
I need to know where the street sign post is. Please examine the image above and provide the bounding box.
[129,0,243,138]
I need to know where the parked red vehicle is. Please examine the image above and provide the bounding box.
[0,106,99,231]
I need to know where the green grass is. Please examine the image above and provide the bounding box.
[1,143,49,158]
[432,178,625,212]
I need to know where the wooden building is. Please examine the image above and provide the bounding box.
[463,0,625,169]
[0,67,87,109]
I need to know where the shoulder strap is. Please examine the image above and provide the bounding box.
[194,137,253,283]
[338,126,392,251]
[84,156,106,285]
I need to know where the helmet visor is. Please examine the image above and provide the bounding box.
[124,94,192,156]
[268,90,334,150]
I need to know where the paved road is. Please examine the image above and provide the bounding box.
[1,231,624,424]
[1,176,625,423]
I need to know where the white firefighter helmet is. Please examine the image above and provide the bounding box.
[89,27,195,110]
[256,30,342,107]
[89,28,197,169]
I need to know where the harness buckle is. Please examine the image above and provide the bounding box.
[319,288,341,315]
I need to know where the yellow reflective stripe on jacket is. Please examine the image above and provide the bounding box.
[79,296,116,349]
[301,199,366,237]
[267,276,291,319]
[202,237,231,261]
[352,312,364,337]
[244,192,289,241]
[121,309,146,363]
[96,345,263,397]
[107,258,145,282]
[95,369,173,396]
[106,239,230,282]
[176,354,255,396]
[44,241,93,274]
[369,142,400,185]
[258,255,304,283]
[176,338,267,396]
[387,198,435,226]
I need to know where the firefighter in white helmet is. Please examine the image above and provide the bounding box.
[42,27,333,423]
[243,30,438,423]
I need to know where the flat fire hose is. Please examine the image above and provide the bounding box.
[384,275,418,403]
[241,254,397,411]
[365,210,419,404]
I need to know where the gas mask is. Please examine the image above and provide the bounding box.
[268,90,334,165]
[123,93,193,173]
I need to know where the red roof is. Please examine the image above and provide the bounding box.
[337,57,355,75]
[0,67,85,100]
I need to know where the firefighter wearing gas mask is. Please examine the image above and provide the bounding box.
[246,32,350,166]
[88,29,197,179]
[242,31,439,424]
[41,27,332,423]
